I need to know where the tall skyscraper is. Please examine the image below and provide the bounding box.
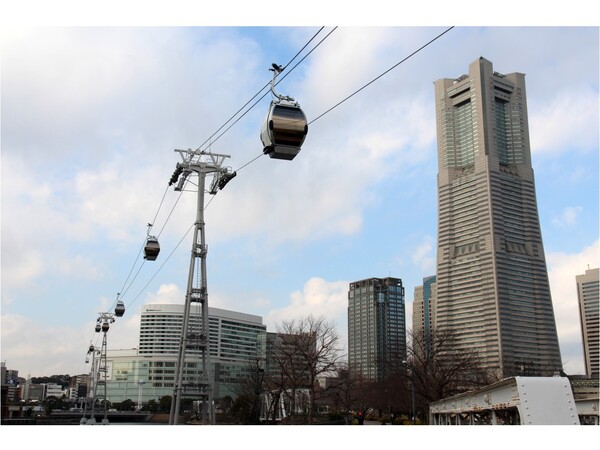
[576,268,599,378]
[348,277,406,381]
[433,57,562,378]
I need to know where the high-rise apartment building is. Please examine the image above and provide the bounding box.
[433,57,562,378]
[576,268,599,378]
[348,277,406,381]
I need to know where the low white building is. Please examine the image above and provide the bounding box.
[92,305,267,405]
[45,383,65,399]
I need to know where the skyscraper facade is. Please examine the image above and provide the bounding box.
[576,268,599,378]
[433,57,562,378]
[348,277,406,381]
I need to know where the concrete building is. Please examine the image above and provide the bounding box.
[1,363,19,386]
[576,268,599,378]
[348,277,406,381]
[102,304,267,403]
[45,383,64,399]
[68,374,89,403]
[1,364,21,403]
[433,57,562,378]
[25,383,44,402]
[20,381,62,401]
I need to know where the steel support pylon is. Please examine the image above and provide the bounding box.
[168,150,232,425]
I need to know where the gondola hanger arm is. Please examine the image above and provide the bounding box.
[269,62,294,103]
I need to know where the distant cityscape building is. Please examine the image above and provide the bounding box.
[348,277,406,381]
[44,383,64,399]
[25,383,45,402]
[1,363,19,386]
[103,304,266,403]
[413,275,437,359]
[20,380,62,402]
[433,57,562,378]
[576,268,599,378]
[1,363,21,403]
[68,374,89,398]
[412,275,437,340]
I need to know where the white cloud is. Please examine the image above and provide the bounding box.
[144,283,184,305]
[0,281,162,377]
[266,277,349,351]
[411,234,436,273]
[551,206,583,228]
[72,161,176,241]
[56,255,104,279]
[205,89,437,247]
[547,240,599,374]
[0,314,91,376]
[530,88,599,155]
[0,246,44,289]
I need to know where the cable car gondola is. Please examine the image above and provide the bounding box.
[260,64,308,161]
[144,236,160,261]
[144,223,160,261]
[115,301,125,317]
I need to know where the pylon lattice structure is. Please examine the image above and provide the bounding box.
[168,149,234,425]
[82,312,116,425]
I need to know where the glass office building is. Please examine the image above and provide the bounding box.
[348,277,406,381]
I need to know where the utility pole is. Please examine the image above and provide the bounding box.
[168,149,235,425]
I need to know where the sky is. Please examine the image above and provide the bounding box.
[1,6,599,385]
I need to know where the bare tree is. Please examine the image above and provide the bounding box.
[269,315,344,424]
[232,357,266,424]
[406,327,493,415]
[317,363,361,424]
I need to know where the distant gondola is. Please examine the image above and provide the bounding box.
[260,63,308,161]
[144,236,160,261]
